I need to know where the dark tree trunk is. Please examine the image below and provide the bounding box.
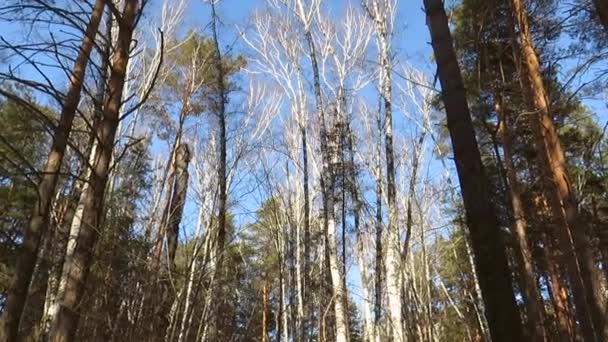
[157,143,190,341]
[152,112,186,265]
[208,3,229,338]
[300,124,311,342]
[423,1,525,340]
[592,0,608,32]
[164,143,191,267]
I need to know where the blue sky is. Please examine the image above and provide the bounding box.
[186,0,434,66]
[2,0,604,252]
[1,0,606,310]
[2,0,605,245]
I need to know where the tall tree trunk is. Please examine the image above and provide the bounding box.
[349,126,374,342]
[144,113,186,339]
[47,1,139,340]
[461,228,490,342]
[365,1,403,338]
[53,10,117,337]
[381,33,403,342]
[400,132,424,341]
[177,204,205,342]
[326,203,349,342]
[46,140,98,337]
[510,0,606,339]
[373,105,383,342]
[157,143,191,336]
[496,95,548,341]
[418,209,434,342]
[541,226,575,340]
[207,3,229,338]
[162,143,191,269]
[303,23,350,341]
[286,162,298,341]
[423,1,525,341]
[44,19,113,333]
[355,219,374,342]
[0,2,105,340]
[300,124,311,342]
[152,113,186,264]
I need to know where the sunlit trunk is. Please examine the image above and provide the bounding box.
[48,1,139,340]
[496,95,548,341]
[510,0,606,339]
[366,1,403,338]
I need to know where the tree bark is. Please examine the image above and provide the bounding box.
[47,140,98,337]
[300,124,311,342]
[0,1,105,340]
[592,0,608,32]
[541,227,575,340]
[373,106,383,342]
[364,1,403,339]
[423,1,525,340]
[379,25,403,342]
[207,3,229,338]
[163,143,191,268]
[156,143,191,337]
[47,1,140,340]
[496,96,548,341]
[303,21,350,341]
[462,228,490,342]
[510,0,606,339]
[152,112,186,265]
[349,128,374,342]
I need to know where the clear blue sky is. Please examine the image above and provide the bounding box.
[1,0,605,305]
[2,0,605,240]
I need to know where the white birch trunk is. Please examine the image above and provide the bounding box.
[463,229,490,341]
[364,1,402,340]
[177,203,206,342]
[357,231,374,342]
[327,215,350,342]
[44,140,98,334]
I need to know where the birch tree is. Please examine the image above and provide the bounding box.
[361,0,404,340]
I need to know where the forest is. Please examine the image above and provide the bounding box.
[0,0,607,341]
